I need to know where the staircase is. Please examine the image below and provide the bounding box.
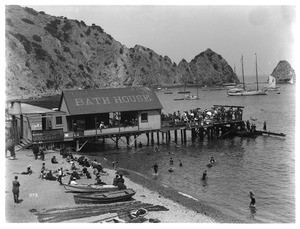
[15,139,32,151]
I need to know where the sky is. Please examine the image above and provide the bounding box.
[14,2,296,79]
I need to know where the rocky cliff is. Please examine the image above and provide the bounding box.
[271,60,296,83]
[5,5,239,100]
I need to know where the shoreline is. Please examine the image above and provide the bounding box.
[5,149,216,223]
[89,155,245,223]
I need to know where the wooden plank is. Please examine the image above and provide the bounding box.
[256,130,286,137]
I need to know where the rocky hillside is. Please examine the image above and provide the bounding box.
[271,60,296,83]
[5,5,239,100]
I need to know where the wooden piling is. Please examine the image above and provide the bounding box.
[156,132,160,145]
[180,129,184,144]
[146,133,150,146]
[183,129,187,144]
[134,134,137,148]
[151,132,154,145]
[174,130,178,143]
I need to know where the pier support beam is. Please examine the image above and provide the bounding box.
[183,129,187,144]
[180,129,184,144]
[156,132,160,145]
[151,132,154,145]
[146,133,150,146]
[134,134,137,148]
[126,135,130,148]
[174,130,178,144]
[161,132,164,143]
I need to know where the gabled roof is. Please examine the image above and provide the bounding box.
[59,87,163,115]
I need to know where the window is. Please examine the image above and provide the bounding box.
[141,113,148,123]
[56,116,63,125]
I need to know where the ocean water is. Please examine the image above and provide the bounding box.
[84,84,295,223]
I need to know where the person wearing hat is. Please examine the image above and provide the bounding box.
[12,176,20,203]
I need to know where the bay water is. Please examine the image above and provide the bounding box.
[84,84,295,223]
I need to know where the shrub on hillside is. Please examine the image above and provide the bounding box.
[78,64,84,71]
[119,48,123,54]
[6,18,14,27]
[24,7,38,16]
[31,42,49,61]
[39,11,46,15]
[63,46,70,53]
[21,18,35,25]
[62,21,72,32]
[105,40,111,45]
[32,34,42,42]
[44,19,61,39]
[12,33,32,54]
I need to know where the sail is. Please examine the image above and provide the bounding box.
[265,75,276,89]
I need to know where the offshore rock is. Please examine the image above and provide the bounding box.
[271,60,296,83]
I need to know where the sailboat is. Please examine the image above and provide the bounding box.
[263,75,280,91]
[227,54,267,96]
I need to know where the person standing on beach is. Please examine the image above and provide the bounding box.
[32,145,39,160]
[57,168,63,185]
[40,148,45,161]
[12,176,20,203]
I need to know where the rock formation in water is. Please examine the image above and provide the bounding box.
[271,60,296,83]
[5,5,239,99]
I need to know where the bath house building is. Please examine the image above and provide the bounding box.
[58,87,163,150]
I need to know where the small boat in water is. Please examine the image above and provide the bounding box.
[164,88,173,94]
[64,184,119,193]
[74,189,136,204]
[185,95,199,100]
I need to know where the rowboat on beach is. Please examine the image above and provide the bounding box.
[99,208,148,223]
[74,189,136,204]
[64,184,119,193]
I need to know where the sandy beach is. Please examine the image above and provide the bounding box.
[5,149,216,223]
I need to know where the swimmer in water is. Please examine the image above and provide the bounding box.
[202,170,207,180]
[249,190,256,206]
[179,160,183,167]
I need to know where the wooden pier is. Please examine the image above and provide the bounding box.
[71,119,246,151]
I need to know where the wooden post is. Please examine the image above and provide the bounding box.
[116,135,119,149]
[162,132,164,143]
[183,129,187,144]
[126,135,130,148]
[191,128,195,142]
[168,131,171,143]
[174,129,178,143]
[134,133,137,148]
[151,132,154,145]
[76,139,79,152]
[146,133,150,146]
[180,129,183,144]
[156,132,160,145]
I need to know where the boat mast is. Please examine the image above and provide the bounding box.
[255,53,259,91]
[241,55,245,90]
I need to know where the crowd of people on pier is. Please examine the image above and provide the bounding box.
[161,106,243,127]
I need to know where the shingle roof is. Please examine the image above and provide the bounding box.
[60,87,163,115]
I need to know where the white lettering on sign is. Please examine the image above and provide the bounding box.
[74,94,153,106]
[86,98,93,105]
[102,97,110,104]
[122,96,130,103]
[136,95,143,102]
[114,96,123,103]
[75,98,84,106]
